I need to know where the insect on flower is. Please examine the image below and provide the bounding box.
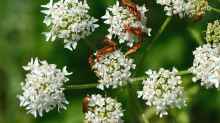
[123,24,143,56]
[125,42,141,56]
[82,96,90,113]
[123,24,143,40]
[88,38,117,66]
[121,0,141,20]
[102,1,151,49]
[121,0,145,56]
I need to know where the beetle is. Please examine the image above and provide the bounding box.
[88,38,117,66]
[125,42,141,56]
[82,96,90,113]
[123,24,143,56]
[121,0,141,20]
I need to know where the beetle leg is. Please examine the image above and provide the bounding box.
[125,42,141,56]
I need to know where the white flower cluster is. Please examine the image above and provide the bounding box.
[102,2,151,47]
[92,50,136,90]
[156,0,186,18]
[17,58,72,117]
[189,43,220,89]
[84,94,124,123]
[41,0,99,51]
[206,20,220,43]
[156,0,208,18]
[137,68,186,117]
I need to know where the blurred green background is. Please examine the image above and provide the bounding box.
[0,0,220,123]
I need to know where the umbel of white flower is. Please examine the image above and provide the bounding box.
[84,94,124,123]
[17,58,72,117]
[102,2,151,47]
[41,0,99,51]
[156,0,186,18]
[206,20,220,43]
[189,43,220,89]
[137,68,186,117]
[91,50,136,90]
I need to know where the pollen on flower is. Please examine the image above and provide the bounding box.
[84,94,124,123]
[185,0,208,19]
[206,20,220,43]
[41,0,99,51]
[17,58,72,117]
[91,50,136,90]
[137,68,186,117]
[189,43,220,89]
[101,1,151,47]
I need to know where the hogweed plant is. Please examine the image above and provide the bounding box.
[17,0,220,122]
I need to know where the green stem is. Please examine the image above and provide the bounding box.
[152,17,172,44]
[142,108,156,123]
[177,70,192,76]
[142,113,150,123]
[127,82,145,123]
[187,27,203,45]
[136,17,172,73]
[65,70,191,90]
[132,17,171,123]
[209,5,220,13]
[65,76,146,90]
[129,76,147,82]
[65,83,97,90]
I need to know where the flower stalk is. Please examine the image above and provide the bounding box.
[65,83,97,90]
[65,70,191,90]
[208,5,220,13]
[177,70,192,76]
[136,17,172,73]
[151,17,172,44]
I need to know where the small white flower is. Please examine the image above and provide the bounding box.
[156,0,186,18]
[189,43,220,89]
[42,0,99,51]
[206,20,220,43]
[17,58,72,117]
[91,50,136,90]
[185,0,208,19]
[157,0,208,19]
[102,2,151,47]
[137,68,186,117]
[84,94,124,123]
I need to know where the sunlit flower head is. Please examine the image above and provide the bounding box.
[102,2,151,47]
[91,50,136,90]
[189,43,220,89]
[17,58,72,117]
[206,20,220,43]
[84,94,124,123]
[41,0,99,51]
[137,68,186,117]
